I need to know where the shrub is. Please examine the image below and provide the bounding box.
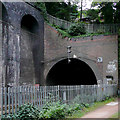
[16,104,40,119]
[57,28,70,38]
[3,104,40,119]
[68,23,86,36]
[2,100,90,119]
[40,101,67,119]
[65,103,83,115]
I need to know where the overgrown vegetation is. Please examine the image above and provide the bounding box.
[2,96,116,119]
[47,22,112,39]
[33,1,119,39]
[2,101,89,119]
[39,101,67,119]
[34,2,47,21]
[3,104,40,119]
[68,23,86,36]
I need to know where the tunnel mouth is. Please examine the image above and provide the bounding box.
[46,58,97,86]
[21,14,39,34]
[1,2,8,23]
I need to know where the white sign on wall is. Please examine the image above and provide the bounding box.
[106,60,117,73]
[97,57,103,63]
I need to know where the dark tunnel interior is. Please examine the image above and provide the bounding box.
[46,58,97,85]
[1,3,8,22]
[21,14,39,34]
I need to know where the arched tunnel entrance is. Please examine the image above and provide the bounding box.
[46,58,97,85]
[20,14,41,85]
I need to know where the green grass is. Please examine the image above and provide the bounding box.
[67,97,117,118]
[111,112,119,118]
[107,111,120,120]
[108,110,120,118]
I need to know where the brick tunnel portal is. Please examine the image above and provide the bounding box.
[46,58,97,85]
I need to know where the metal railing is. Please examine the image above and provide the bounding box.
[0,84,118,117]
[47,14,120,34]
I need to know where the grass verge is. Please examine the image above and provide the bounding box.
[108,110,120,119]
[67,97,117,118]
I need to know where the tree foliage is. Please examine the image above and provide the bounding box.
[114,1,120,23]
[91,2,120,24]
[45,2,78,22]
[34,1,120,24]
[100,3,114,23]
[87,9,99,21]
[34,2,47,20]
[68,23,86,36]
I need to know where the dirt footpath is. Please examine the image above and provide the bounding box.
[80,100,119,119]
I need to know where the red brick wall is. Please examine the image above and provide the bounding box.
[44,22,118,85]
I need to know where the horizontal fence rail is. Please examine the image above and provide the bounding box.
[0,84,118,117]
[47,14,120,34]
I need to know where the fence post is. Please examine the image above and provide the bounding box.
[45,86,46,103]
[28,86,31,103]
[31,86,33,105]
[8,87,10,114]
[34,86,36,106]
[11,87,14,114]
[15,87,17,114]
[23,86,25,104]
[17,86,20,109]
[19,86,22,106]
[1,87,3,117]
[58,85,60,101]
[40,86,42,108]
[4,87,7,117]
[38,86,41,108]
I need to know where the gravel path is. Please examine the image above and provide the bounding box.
[79,100,119,119]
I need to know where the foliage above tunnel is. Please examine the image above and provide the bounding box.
[34,1,120,24]
[68,23,86,36]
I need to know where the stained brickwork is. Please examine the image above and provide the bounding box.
[0,2,118,87]
[0,2,44,87]
[44,23,118,85]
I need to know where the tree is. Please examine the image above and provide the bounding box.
[114,1,120,23]
[45,2,78,22]
[91,2,114,24]
[34,2,47,20]
[86,9,99,21]
[101,3,114,24]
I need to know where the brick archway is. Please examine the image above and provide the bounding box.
[20,14,40,85]
[46,58,97,85]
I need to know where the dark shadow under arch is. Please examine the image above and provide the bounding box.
[21,14,39,34]
[0,2,8,22]
[46,58,97,85]
[20,14,41,85]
